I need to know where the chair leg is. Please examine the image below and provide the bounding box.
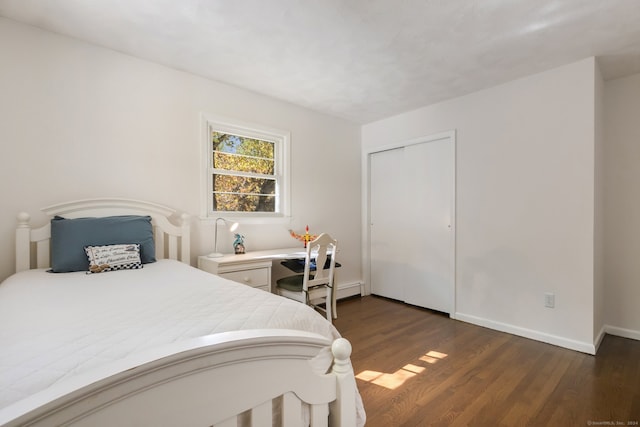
[332,288,337,319]
[325,286,333,322]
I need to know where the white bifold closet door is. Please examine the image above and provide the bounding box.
[369,135,454,314]
[370,147,406,302]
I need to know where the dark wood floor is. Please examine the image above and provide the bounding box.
[333,295,640,427]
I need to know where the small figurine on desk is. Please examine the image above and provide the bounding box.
[233,233,245,254]
[288,225,317,248]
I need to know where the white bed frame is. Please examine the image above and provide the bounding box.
[6,199,359,427]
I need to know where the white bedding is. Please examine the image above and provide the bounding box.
[0,259,340,411]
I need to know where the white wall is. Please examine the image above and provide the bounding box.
[362,58,599,352]
[593,63,606,348]
[593,61,605,346]
[604,72,640,340]
[0,18,362,287]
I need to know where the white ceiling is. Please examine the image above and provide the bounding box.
[1,0,639,123]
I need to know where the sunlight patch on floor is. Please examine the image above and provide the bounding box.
[355,350,448,390]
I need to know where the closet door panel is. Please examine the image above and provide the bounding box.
[403,139,454,313]
[369,148,405,301]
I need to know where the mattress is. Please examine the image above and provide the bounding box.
[0,259,340,410]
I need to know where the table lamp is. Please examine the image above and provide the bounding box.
[208,217,239,258]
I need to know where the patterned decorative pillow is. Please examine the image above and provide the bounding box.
[84,244,143,274]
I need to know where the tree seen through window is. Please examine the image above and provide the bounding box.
[211,131,276,212]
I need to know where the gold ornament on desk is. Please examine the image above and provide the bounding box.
[289,225,318,248]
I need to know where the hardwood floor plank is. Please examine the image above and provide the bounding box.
[334,296,640,427]
[499,348,572,425]
[442,341,544,426]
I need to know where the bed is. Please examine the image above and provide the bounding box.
[0,198,364,426]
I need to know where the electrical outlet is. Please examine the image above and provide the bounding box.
[544,293,555,308]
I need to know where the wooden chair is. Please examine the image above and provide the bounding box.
[276,233,338,321]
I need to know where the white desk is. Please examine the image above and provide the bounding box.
[197,247,310,292]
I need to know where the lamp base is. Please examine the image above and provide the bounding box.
[207,252,224,258]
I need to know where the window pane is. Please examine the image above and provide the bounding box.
[212,131,274,175]
[213,194,276,212]
[213,175,275,195]
[213,175,276,212]
[214,152,274,174]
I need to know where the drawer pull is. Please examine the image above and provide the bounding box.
[243,277,251,283]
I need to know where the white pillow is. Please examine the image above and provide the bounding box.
[84,244,143,274]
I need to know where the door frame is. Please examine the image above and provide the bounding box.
[362,130,457,317]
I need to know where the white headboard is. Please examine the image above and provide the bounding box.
[16,198,191,272]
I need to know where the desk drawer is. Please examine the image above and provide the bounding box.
[220,268,270,289]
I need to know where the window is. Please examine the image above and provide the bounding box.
[202,115,290,219]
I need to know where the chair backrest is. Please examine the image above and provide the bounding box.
[302,233,338,292]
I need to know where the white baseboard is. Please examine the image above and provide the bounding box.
[336,281,363,300]
[455,312,597,355]
[605,325,640,341]
[594,325,607,353]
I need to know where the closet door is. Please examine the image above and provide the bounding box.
[369,147,406,301]
[368,135,455,314]
[403,139,454,313]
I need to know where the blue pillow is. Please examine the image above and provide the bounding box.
[50,215,156,273]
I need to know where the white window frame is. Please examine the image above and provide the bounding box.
[200,113,291,222]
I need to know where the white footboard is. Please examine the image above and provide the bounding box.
[0,330,357,427]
